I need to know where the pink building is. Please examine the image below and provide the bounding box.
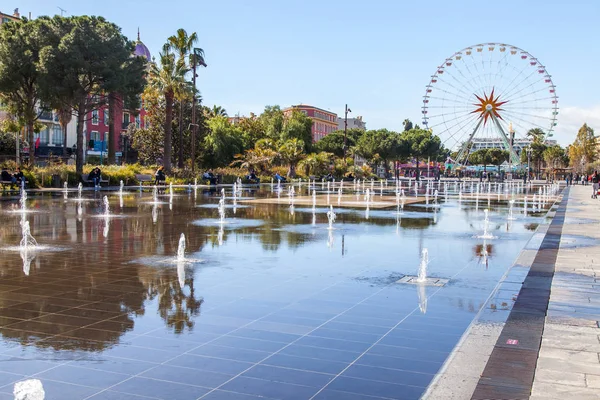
[283,104,338,142]
[85,32,151,163]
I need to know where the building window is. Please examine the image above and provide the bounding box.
[90,131,100,142]
[123,112,130,129]
[104,109,109,125]
[91,110,99,125]
[39,126,49,144]
[53,125,63,145]
[135,115,140,129]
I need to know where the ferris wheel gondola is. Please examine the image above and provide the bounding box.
[422,42,558,166]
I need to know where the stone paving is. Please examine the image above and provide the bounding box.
[425,184,600,399]
[530,184,600,400]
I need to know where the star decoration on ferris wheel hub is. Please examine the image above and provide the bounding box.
[471,88,508,125]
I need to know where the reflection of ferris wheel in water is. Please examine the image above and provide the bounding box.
[422,43,558,165]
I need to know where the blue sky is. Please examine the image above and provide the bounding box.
[10,0,600,145]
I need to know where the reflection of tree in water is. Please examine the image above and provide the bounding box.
[137,266,203,334]
[524,223,539,231]
[473,242,494,268]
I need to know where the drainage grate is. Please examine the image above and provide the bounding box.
[396,276,449,287]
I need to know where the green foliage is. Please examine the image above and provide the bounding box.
[130,89,165,164]
[569,123,597,172]
[282,109,312,152]
[401,128,441,179]
[543,145,568,169]
[469,148,508,167]
[259,105,284,140]
[202,116,243,168]
[37,16,144,175]
[0,17,49,166]
[278,138,305,177]
[0,131,16,156]
[314,129,362,158]
[298,152,333,177]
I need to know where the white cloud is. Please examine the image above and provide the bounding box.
[553,105,600,146]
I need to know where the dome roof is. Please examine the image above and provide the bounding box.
[134,29,151,61]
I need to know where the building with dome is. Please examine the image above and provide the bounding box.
[84,29,151,163]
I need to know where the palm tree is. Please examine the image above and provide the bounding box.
[148,47,189,171]
[57,106,72,157]
[278,139,305,177]
[526,128,545,144]
[167,29,198,168]
[211,105,228,118]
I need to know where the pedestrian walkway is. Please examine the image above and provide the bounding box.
[425,184,600,399]
[530,184,600,400]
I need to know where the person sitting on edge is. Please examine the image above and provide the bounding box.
[1,168,15,184]
[274,172,286,183]
[155,166,166,185]
[247,170,260,183]
[13,167,24,185]
[203,170,217,185]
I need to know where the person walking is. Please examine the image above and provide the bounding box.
[592,171,599,199]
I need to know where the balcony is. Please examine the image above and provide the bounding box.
[38,111,53,121]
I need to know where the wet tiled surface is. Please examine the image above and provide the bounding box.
[0,183,551,399]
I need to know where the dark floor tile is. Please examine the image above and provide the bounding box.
[103,344,181,363]
[368,344,449,364]
[0,372,25,388]
[221,376,319,400]
[35,365,129,388]
[0,355,59,375]
[308,327,382,344]
[295,336,372,353]
[280,344,361,363]
[111,376,211,399]
[1,379,100,400]
[143,329,222,344]
[343,364,433,388]
[320,321,390,336]
[326,376,425,400]
[86,389,158,399]
[201,389,263,399]
[263,354,348,375]
[355,353,443,375]
[313,389,391,400]
[229,328,300,344]
[141,364,234,388]
[129,335,201,353]
[243,364,333,388]
[68,356,157,376]
[211,336,287,353]
[166,354,253,375]
[377,335,458,353]
[190,344,271,363]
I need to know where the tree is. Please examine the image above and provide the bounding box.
[56,106,72,157]
[314,129,362,158]
[526,128,545,144]
[203,105,227,118]
[0,17,49,166]
[202,116,243,168]
[544,145,567,169]
[237,115,266,150]
[403,118,413,132]
[130,88,165,164]
[278,138,305,177]
[355,129,401,177]
[149,47,189,171]
[167,28,199,168]
[569,123,597,173]
[38,16,143,175]
[259,105,284,140]
[487,148,509,168]
[402,128,441,181]
[282,109,312,152]
[299,152,333,177]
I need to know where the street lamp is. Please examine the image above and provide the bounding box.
[190,48,207,174]
[343,104,351,164]
[526,146,532,183]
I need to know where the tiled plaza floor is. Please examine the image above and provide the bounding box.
[0,183,550,399]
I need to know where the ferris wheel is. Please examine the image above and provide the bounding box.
[421,43,558,165]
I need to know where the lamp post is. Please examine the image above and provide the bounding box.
[526,146,532,183]
[190,48,207,174]
[343,104,351,164]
